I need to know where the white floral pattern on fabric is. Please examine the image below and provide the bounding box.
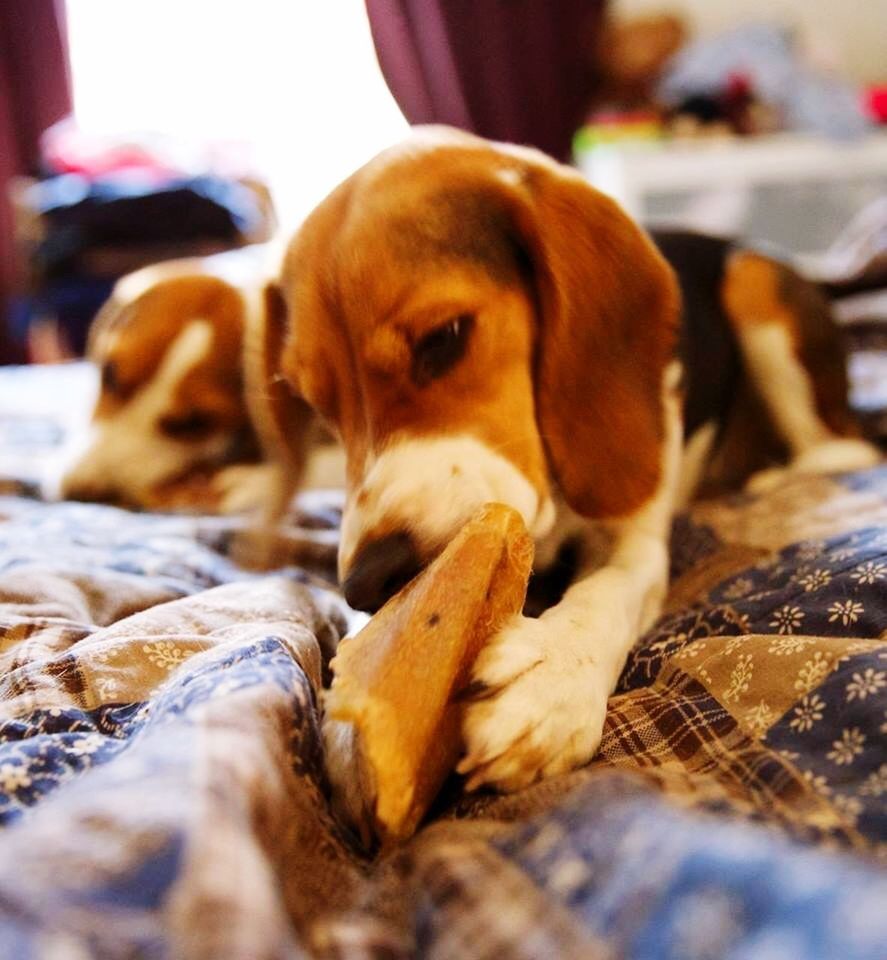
[0,764,31,792]
[794,652,834,694]
[724,636,750,655]
[95,677,121,701]
[723,577,754,600]
[846,669,887,702]
[802,770,832,796]
[795,541,827,562]
[833,793,864,824]
[860,765,887,797]
[768,636,816,656]
[724,654,754,703]
[828,600,865,626]
[795,568,832,592]
[69,734,105,758]
[789,694,827,733]
[745,700,775,737]
[827,728,867,766]
[851,561,887,585]
[143,640,189,671]
[770,605,805,635]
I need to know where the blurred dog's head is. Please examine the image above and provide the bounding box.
[279,127,678,610]
[60,251,263,508]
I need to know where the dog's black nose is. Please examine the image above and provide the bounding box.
[342,531,422,613]
[61,479,121,506]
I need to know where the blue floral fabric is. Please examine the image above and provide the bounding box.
[496,774,887,960]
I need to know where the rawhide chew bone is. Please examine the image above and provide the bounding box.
[324,502,534,845]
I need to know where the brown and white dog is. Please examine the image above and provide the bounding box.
[59,244,329,520]
[275,126,880,793]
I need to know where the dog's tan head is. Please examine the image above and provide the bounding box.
[280,127,679,610]
[61,252,261,508]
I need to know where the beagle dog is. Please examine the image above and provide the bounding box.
[60,244,330,520]
[275,126,880,794]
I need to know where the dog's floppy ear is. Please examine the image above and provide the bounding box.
[243,279,316,480]
[501,152,680,519]
[229,279,315,569]
[278,173,374,485]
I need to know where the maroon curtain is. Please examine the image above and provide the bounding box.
[0,0,72,363]
[365,0,606,163]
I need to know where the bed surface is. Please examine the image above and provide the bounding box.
[0,362,886,958]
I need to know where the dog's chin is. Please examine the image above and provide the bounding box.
[338,434,555,584]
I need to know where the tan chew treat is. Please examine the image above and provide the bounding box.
[325,503,534,845]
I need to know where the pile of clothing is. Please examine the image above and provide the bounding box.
[585,16,880,146]
[10,121,276,360]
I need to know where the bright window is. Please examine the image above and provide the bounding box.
[65,0,409,227]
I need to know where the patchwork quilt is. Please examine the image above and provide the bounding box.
[0,364,886,959]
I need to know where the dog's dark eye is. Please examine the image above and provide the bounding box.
[101,361,120,393]
[158,411,216,440]
[411,313,474,387]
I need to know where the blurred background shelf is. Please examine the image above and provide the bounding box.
[576,131,887,254]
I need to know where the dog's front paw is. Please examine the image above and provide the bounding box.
[213,463,282,515]
[458,615,611,792]
[746,438,882,495]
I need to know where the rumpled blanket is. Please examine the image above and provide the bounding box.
[1,365,887,957]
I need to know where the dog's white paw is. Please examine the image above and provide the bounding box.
[746,438,881,495]
[213,463,281,514]
[791,437,881,476]
[745,465,791,495]
[457,615,611,792]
